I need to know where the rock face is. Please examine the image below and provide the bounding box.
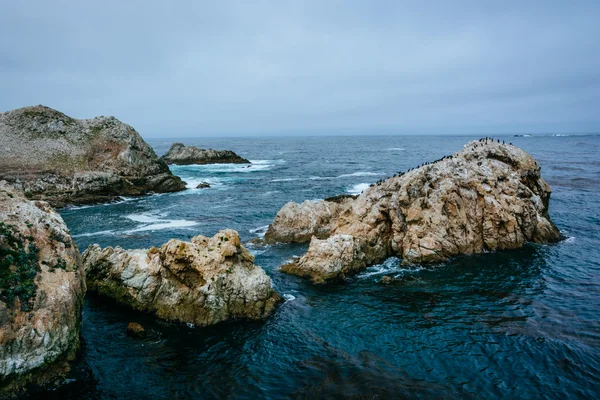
[0,182,86,395]
[162,143,250,165]
[83,230,281,326]
[275,140,561,283]
[264,196,355,244]
[0,105,186,207]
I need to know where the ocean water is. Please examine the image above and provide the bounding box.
[51,135,599,399]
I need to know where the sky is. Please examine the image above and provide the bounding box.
[1,1,599,137]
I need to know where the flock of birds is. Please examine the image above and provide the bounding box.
[368,137,512,189]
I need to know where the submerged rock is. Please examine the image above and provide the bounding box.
[162,143,250,165]
[265,196,355,244]
[0,105,186,207]
[126,322,145,338]
[195,182,211,189]
[274,140,561,283]
[83,230,282,326]
[0,182,86,396]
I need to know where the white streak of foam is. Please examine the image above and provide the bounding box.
[347,183,370,195]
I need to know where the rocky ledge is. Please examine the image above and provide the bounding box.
[0,105,186,207]
[83,230,281,326]
[264,195,356,244]
[162,143,250,165]
[273,140,561,283]
[0,182,86,396]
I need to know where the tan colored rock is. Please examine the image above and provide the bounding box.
[0,182,86,395]
[265,197,355,244]
[126,322,145,338]
[278,140,561,283]
[83,230,281,326]
[0,105,186,207]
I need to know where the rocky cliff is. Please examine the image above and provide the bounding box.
[83,230,281,326]
[273,140,561,283]
[162,143,250,165]
[0,105,186,207]
[0,182,86,396]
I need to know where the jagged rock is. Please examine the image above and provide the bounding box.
[0,182,86,396]
[83,230,282,326]
[0,105,186,207]
[264,197,355,244]
[275,140,561,283]
[162,143,250,165]
[195,182,211,189]
[126,322,145,338]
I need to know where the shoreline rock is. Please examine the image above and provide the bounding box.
[0,105,186,207]
[264,196,355,244]
[83,230,282,326]
[162,143,250,165]
[271,140,561,283]
[0,182,86,396]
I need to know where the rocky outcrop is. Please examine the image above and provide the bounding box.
[275,140,561,283]
[0,105,186,207]
[0,182,86,396]
[162,143,250,165]
[83,230,281,326]
[264,196,355,244]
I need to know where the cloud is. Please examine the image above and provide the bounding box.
[1,0,599,136]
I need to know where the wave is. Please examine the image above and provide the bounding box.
[72,230,116,238]
[386,147,406,151]
[357,257,423,279]
[283,294,296,302]
[124,213,198,233]
[347,183,370,195]
[337,171,381,178]
[249,225,270,238]
[271,178,299,182]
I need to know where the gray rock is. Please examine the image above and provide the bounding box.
[162,142,250,165]
[0,105,186,207]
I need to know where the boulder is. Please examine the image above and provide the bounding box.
[195,182,211,189]
[83,230,281,326]
[264,197,355,244]
[0,105,186,207]
[0,182,86,395]
[162,143,250,165]
[126,322,145,338]
[276,140,561,283]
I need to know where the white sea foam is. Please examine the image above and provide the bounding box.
[347,183,370,195]
[386,147,406,151]
[249,225,270,238]
[309,176,333,180]
[337,171,381,178]
[271,178,299,182]
[73,230,116,238]
[564,236,576,243]
[283,294,296,302]
[357,257,422,279]
[124,213,198,233]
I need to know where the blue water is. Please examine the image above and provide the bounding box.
[53,135,600,399]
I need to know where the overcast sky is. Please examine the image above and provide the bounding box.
[1,1,599,137]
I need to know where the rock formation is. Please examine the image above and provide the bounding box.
[162,143,250,165]
[264,196,355,244]
[0,182,86,395]
[83,230,281,326]
[274,140,561,283]
[0,105,186,207]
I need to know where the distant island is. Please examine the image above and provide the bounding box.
[162,142,250,165]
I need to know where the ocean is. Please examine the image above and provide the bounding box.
[54,135,600,399]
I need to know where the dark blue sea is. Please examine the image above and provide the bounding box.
[53,135,600,399]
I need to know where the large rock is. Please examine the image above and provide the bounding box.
[275,140,561,283]
[0,182,86,395]
[162,142,250,165]
[83,230,281,326]
[264,196,355,244]
[0,105,186,207]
